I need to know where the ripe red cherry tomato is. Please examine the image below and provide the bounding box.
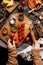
[22,35,24,39]
[21,27,24,31]
[15,40,19,45]
[26,37,30,42]
[18,33,22,36]
[13,37,16,41]
[18,29,21,33]
[22,31,24,34]
[21,1,26,6]
[21,23,25,27]
[19,36,22,41]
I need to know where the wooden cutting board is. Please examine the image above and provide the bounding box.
[0,1,19,23]
[0,13,33,47]
[1,1,19,13]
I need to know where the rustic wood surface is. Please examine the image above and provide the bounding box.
[0,13,32,47]
[0,0,43,52]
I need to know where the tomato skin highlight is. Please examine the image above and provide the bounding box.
[13,37,17,41]
[19,36,22,41]
[15,40,19,45]
[26,37,30,42]
[21,1,26,6]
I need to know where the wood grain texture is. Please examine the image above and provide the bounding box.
[1,1,19,13]
[0,13,33,47]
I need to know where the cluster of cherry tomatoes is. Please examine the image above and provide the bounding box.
[18,23,25,41]
[10,23,30,45]
[10,33,19,45]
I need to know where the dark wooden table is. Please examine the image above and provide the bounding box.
[0,0,43,51]
[0,0,43,65]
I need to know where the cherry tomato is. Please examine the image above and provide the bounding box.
[19,36,22,41]
[18,33,22,37]
[18,29,21,33]
[15,40,19,45]
[10,33,15,37]
[21,1,26,6]
[22,35,24,39]
[13,37,16,41]
[26,37,30,42]
[21,27,24,31]
[21,23,25,27]
[22,31,24,34]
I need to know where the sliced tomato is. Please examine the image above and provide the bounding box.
[34,0,42,5]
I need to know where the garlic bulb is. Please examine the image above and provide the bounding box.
[10,19,14,25]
